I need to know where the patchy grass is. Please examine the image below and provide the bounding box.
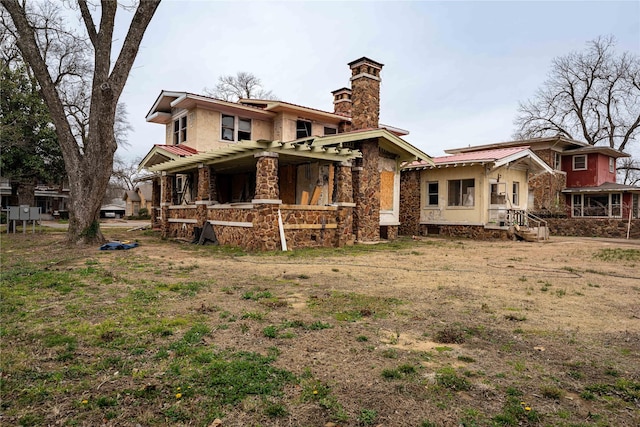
[1,231,638,426]
[593,248,640,262]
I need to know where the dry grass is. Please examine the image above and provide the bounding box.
[1,229,639,426]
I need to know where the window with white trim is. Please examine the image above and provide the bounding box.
[448,179,475,207]
[426,181,439,206]
[173,116,187,144]
[554,152,562,170]
[572,193,622,217]
[609,157,614,173]
[221,114,251,142]
[512,182,520,206]
[572,155,587,171]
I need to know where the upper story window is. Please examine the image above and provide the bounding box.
[572,154,587,171]
[609,157,615,173]
[426,182,439,206]
[554,152,562,170]
[448,179,475,207]
[296,120,312,139]
[173,116,187,144]
[324,126,337,136]
[221,114,251,142]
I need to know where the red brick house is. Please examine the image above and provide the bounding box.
[139,57,432,250]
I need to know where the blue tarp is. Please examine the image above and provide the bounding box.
[99,241,139,250]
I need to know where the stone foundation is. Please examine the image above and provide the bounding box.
[419,224,510,240]
[546,218,639,239]
[399,170,420,236]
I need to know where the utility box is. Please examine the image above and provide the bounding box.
[9,206,20,220]
[30,207,41,220]
[19,205,31,220]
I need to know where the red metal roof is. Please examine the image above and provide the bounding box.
[155,144,199,157]
[407,146,530,168]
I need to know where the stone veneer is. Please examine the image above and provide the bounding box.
[399,170,421,236]
[350,74,380,130]
[353,140,381,242]
[546,218,639,239]
[529,171,567,215]
[254,153,279,200]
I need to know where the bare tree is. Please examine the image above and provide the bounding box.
[111,155,142,191]
[618,158,640,186]
[514,36,640,153]
[203,71,277,102]
[1,0,160,243]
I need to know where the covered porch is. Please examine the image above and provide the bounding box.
[142,139,360,251]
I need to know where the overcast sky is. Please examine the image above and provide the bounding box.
[115,0,640,163]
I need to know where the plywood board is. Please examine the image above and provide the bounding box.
[380,171,395,211]
[310,186,322,205]
[301,191,309,205]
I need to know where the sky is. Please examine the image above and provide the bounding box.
[113,0,640,163]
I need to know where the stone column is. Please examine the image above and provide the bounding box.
[252,152,282,250]
[253,152,280,201]
[399,169,421,236]
[334,161,355,247]
[196,164,210,228]
[151,178,161,229]
[160,172,173,237]
[208,166,219,204]
[353,139,380,242]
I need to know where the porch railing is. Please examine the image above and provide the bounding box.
[488,208,549,240]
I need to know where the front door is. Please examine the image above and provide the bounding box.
[489,180,507,225]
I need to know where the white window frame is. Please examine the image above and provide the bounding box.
[426,181,439,207]
[448,179,475,207]
[173,114,187,145]
[221,114,252,142]
[553,152,562,170]
[512,182,520,206]
[571,193,622,218]
[572,155,587,171]
[609,157,615,173]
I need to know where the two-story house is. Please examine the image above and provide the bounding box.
[139,57,432,250]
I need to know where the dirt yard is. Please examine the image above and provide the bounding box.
[1,229,639,426]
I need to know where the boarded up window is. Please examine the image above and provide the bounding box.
[380,171,395,211]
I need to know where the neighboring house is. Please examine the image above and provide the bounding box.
[139,57,432,250]
[400,147,553,240]
[0,177,69,220]
[100,203,126,219]
[123,183,153,217]
[443,136,636,219]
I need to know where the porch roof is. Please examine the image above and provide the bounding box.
[562,182,640,194]
[139,144,200,171]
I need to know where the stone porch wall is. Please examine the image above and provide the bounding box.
[546,218,639,239]
[399,170,421,236]
[280,205,347,249]
[166,206,198,239]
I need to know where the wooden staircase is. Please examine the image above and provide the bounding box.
[508,210,549,242]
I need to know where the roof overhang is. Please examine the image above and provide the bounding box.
[563,146,630,158]
[146,91,276,123]
[312,129,432,165]
[445,136,589,154]
[139,145,198,170]
[491,149,554,174]
[239,99,349,123]
[562,185,640,194]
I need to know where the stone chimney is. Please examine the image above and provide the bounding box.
[348,57,383,130]
[331,87,352,116]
